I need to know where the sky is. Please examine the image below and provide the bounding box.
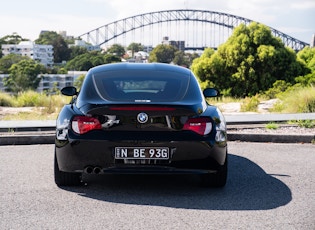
[0,0,314,44]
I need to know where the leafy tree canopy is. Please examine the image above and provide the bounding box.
[297,46,315,71]
[65,51,121,71]
[173,50,199,67]
[127,43,144,57]
[107,44,126,57]
[0,33,29,45]
[191,22,307,97]
[69,46,89,60]
[4,59,45,93]
[0,54,30,74]
[73,74,85,90]
[295,46,315,86]
[148,44,177,63]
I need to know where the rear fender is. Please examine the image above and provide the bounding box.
[202,106,227,144]
[56,105,83,141]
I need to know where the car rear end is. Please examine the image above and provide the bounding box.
[55,63,227,186]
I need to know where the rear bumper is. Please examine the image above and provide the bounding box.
[55,137,227,174]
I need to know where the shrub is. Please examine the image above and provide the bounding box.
[0,92,16,106]
[264,80,292,99]
[240,95,260,112]
[297,120,315,128]
[265,122,279,129]
[275,86,315,113]
[16,91,46,107]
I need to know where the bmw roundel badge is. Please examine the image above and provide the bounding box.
[137,112,148,124]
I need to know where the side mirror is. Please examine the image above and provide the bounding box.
[203,88,219,97]
[61,86,78,96]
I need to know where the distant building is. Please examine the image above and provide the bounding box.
[161,36,185,51]
[143,45,153,53]
[37,71,87,92]
[0,71,87,93]
[311,34,315,48]
[1,41,54,67]
[69,39,101,51]
[58,30,74,41]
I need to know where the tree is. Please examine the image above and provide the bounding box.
[65,51,121,71]
[148,44,177,63]
[172,51,199,67]
[107,44,125,57]
[4,59,45,93]
[173,50,192,67]
[73,74,85,90]
[295,46,315,86]
[103,54,121,63]
[0,54,30,74]
[127,42,144,57]
[35,31,71,63]
[191,22,307,97]
[297,46,315,72]
[69,46,89,60]
[0,33,28,45]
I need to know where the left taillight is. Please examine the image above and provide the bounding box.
[183,117,212,135]
[71,116,102,134]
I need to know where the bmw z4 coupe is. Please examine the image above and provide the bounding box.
[55,63,228,187]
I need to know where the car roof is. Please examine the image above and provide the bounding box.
[88,62,191,75]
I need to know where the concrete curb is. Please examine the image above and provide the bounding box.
[0,134,54,145]
[0,132,314,145]
[228,133,314,143]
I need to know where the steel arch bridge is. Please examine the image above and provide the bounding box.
[78,9,309,51]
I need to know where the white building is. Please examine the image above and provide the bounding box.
[69,40,101,51]
[37,71,87,92]
[0,71,87,93]
[161,36,185,51]
[1,41,54,67]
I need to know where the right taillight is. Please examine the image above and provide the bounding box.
[183,117,212,135]
[71,116,102,134]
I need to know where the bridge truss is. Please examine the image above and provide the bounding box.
[78,9,309,51]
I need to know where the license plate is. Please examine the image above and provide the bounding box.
[115,147,169,159]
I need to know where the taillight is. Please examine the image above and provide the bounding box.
[183,117,212,135]
[72,116,102,134]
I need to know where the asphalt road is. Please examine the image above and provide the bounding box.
[0,143,314,229]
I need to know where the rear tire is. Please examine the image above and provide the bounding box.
[201,154,228,188]
[54,151,82,186]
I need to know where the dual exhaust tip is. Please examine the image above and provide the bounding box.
[84,166,102,174]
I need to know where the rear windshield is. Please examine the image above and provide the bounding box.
[92,70,190,102]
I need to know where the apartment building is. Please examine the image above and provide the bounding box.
[1,41,54,66]
[0,71,86,93]
[69,39,101,51]
[37,71,86,92]
[161,36,185,51]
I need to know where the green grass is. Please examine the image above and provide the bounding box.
[240,95,260,112]
[1,86,314,120]
[265,122,279,130]
[271,86,315,113]
[1,91,71,120]
[0,92,16,107]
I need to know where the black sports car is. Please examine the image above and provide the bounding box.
[55,63,227,187]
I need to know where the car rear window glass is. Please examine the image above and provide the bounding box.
[92,70,190,102]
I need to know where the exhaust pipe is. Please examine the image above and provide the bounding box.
[84,166,94,174]
[93,167,102,174]
[84,166,102,174]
